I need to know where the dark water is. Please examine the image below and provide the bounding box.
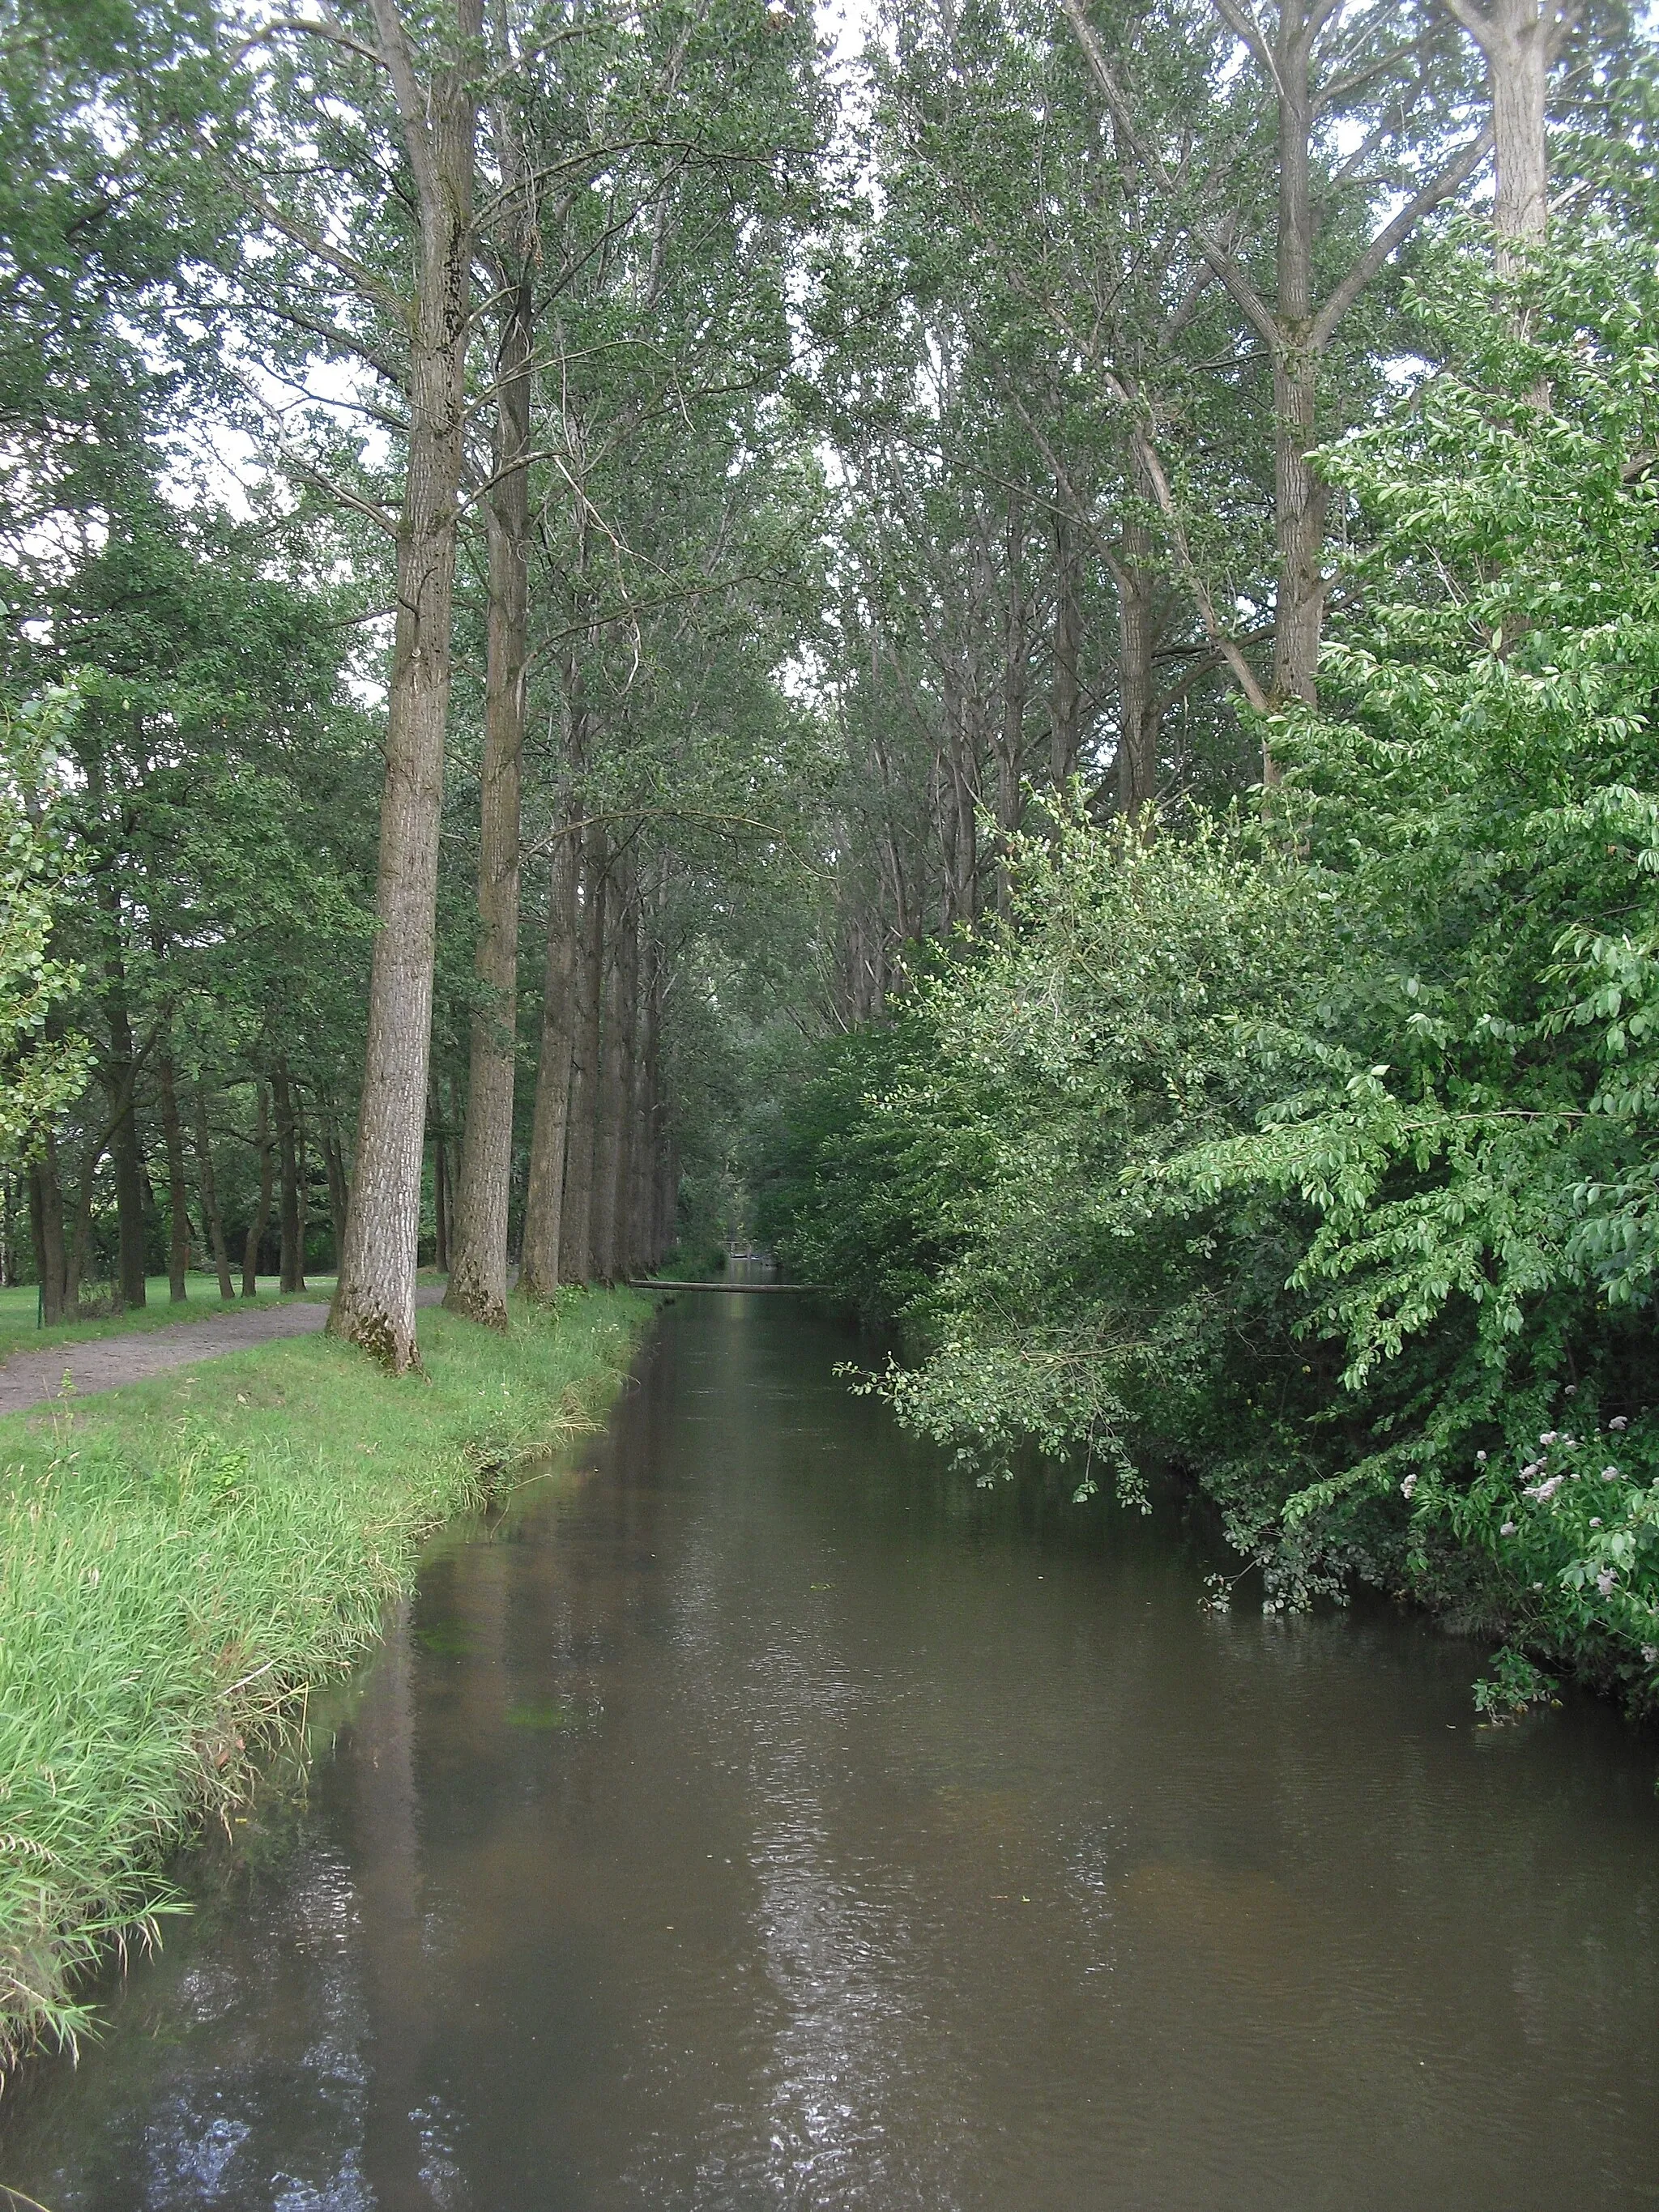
[6,1292,1659,2210]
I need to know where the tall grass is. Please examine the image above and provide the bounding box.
[0,1287,648,2074]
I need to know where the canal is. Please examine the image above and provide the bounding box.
[4,1290,1658,2208]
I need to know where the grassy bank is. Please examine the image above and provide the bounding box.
[0,1286,650,2074]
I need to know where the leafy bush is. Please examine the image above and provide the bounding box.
[768,239,1659,1714]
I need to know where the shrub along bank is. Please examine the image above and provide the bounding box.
[0,1287,649,2075]
[761,241,1659,1732]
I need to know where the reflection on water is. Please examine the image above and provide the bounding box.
[5,1293,1659,2210]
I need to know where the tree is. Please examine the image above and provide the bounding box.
[0,692,90,1171]
[1060,0,1489,720]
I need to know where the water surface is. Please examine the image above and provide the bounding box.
[5,1292,1658,2209]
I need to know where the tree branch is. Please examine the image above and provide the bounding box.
[1060,0,1281,352]
[228,14,390,75]
[1312,124,1492,346]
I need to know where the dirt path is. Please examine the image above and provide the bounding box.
[0,1288,446,1417]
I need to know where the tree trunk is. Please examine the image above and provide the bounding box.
[157,1050,190,1301]
[66,1130,96,1313]
[655,1138,679,1267]
[1050,509,1081,791]
[588,865,631,1285]
[1113,506,1161,816]
[446,262,531,1329]
[1268,12,1324,724]
[1444,0,1562,272]
[96,888,147,1310]
[29,1136,67,1325]
[243,1083,273,1298]
[433,1110,450,1275]
[194,1086,236,1301]
[296,1093,310,1272]
[993,498,1027,918]
[322,1106,351,1273]
[519,820,582,1298]
[558,827,608,1285]
[330,2,483,1374]
[600,864,639,1282]
[629,928,663,1276]
[272,1059,305,1293]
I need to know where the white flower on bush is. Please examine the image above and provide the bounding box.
[1643,1646,1658,1666]
[1401,1473,1418,1500]
[1523,1474,1564,1502]
[1602,1467,1621,1481]
[1597,1567,1618,1596]
[1500,1520,1517,1536]
[1610,1417,1629,1431]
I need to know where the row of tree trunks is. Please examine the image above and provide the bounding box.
[156,1051,190,1303]
[194,1089,236,1300]
[506,829,673,1294]
[271,1059,306,1294]
[23,1071,336,1312]
[443,211,533,1329]
[242,1084,273,1298]
[518,797,582,1298]
[558,825,609,1285]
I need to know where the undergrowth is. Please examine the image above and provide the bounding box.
[0,1285,648,2077]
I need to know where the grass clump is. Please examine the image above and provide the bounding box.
[0,1285,648,2076]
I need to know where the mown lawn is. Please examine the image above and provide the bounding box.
[0,1286,650,2074]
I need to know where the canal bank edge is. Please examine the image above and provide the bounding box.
[0,1285,654,2079]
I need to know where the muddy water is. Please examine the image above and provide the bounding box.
[5,1291,1659,2210]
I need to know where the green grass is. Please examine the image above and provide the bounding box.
[0,1273,330,1368]
[0,1285,650,2074]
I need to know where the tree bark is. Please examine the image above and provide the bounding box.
[1050,509,1081,791]
[557,827,608,1285]
[588,862,631,1285]
[157,1050,190,1301]
[194,1086,236,1301]
[243,1083,274,1298]
[330,0,484,1374]
[446,253,531,1328]
[432,1110,450,1275]
[519,819,582,1298]
[598,862,639,1281]
[96,881,147,1310]
[1266,6,1324,719]
[29,1136,67,1325]
[273,1059,305,1293]
[1111,501,1162,815]
[321,1102,351,1272]
[66,1129,96,1313]
[629,927,663,1276]
[1443,0,1573,272]
[993,498,1028,918]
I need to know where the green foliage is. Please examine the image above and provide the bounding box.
[768,238,1659,1711]
[0,1287,648,2074]
[0,689,91,1163]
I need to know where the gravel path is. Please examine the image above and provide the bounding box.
[0,1287,446,1416]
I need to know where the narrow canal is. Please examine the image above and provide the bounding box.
[6,1292,1659,2209]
